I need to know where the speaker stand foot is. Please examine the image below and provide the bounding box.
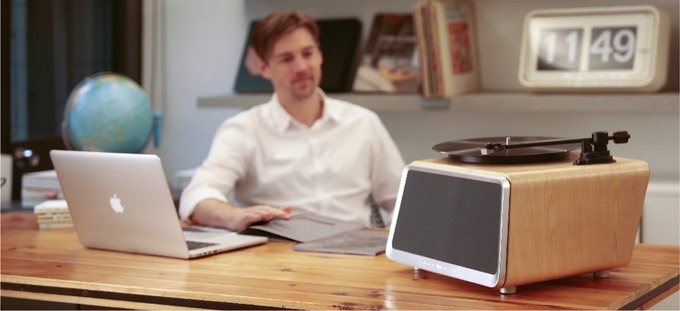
[594,270,610,278]
[413,267,421,280]
[500,286,517,294]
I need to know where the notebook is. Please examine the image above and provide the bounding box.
[49,150,267,259]
[242,212,389,256]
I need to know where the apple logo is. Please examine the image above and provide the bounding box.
[109,194,125,213]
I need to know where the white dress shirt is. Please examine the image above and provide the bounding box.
[178,91,405,227]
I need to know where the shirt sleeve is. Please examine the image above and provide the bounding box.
[178,117,254,220]
[367,112,406,215]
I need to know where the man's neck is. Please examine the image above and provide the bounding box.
[279,91,323,128]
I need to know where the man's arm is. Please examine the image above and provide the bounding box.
[190,198,293,232]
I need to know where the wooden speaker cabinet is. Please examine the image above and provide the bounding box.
[386,151,650,294]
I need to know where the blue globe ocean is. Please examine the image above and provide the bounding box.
[63,73,153,153]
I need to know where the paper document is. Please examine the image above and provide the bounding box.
[242,212,388,256]
[244,212,363,243]
[293,229,389,256]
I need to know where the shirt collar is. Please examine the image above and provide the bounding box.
[268,88,339,133]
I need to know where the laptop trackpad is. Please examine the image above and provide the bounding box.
[183,226,237,242]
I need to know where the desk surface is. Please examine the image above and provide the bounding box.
[1,212,678,310]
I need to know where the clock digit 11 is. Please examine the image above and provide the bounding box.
[538,28,582,71]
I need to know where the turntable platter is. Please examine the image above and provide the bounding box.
[433,136,581,164]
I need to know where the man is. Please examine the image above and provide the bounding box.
[179,11,405,232]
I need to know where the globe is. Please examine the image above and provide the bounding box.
[62,73,153,153]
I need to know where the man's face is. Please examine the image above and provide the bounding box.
[261,27,323,101]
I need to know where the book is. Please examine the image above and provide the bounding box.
[413,0,481,97]
[34,199,73,230]
[352,13,419,93]
[189,211,387,256]
[21,189,64,207]
[413,2,439,97]
[21,170,64,206]
[234,18,362,93]
[241,212,388,256]
[293,228,388,256]
[243,212,363,243]
[38,221,74,230]
[21,170,60,190]
[33,199,69,213]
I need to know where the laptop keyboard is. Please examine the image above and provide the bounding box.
[186,240,218,250]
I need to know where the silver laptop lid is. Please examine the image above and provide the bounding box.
[51,150,203,259]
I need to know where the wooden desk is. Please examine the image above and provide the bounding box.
[1,212,678,310]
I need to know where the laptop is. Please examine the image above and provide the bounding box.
[49,150,267,259]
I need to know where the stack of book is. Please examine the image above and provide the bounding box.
[413,0,481,97]
[21,170,64,207]
[34,199,72,229]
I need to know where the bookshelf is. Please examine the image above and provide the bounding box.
[201,0,678,114]
[197,92,679,113]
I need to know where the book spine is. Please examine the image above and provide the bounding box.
[413,2,431,96]
[437,0,481,96]
[38,222,74,229]
[416,0,481,98]
[21,179,61,190]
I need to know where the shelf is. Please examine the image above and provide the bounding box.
[197,92,679,113]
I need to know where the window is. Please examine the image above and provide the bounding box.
[1,0,141,201]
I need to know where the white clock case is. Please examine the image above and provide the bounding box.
[518,5,670,92]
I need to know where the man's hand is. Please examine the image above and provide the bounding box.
[190,198,293,232]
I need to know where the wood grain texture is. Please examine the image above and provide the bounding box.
[414,153,650,288]
[1,212,676,310]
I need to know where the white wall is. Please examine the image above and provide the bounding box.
[150,0,679,191]
[147,0,245,181]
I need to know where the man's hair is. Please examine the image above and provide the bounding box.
[249,11,320,63]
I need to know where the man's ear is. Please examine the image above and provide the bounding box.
[244,47,265,76]
[260,62,272,80]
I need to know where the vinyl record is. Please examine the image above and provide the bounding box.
[433,136,580,164]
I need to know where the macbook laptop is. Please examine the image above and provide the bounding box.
[50,150,267,259]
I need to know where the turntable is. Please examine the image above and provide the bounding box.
[386,131,650,294]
